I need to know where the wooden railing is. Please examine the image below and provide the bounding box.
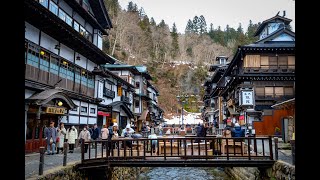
[80,136,274,165]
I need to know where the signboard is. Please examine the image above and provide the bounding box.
[98,111,110,116]
[46,107,66,114]
[240,90,254,106]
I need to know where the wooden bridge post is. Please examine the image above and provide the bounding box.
[269,136,274,160]
[38,147,45,175]
[81,139,84,163]
[274,137,278,160]
[63,142,68,166]
[290,140,295,165]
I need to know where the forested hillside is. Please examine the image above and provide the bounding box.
[103,0,260,117]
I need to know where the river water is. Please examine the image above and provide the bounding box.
[138,167,231,180]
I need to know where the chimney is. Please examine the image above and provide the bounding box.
[283,10,286,17]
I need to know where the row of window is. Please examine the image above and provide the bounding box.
[25,42,94,88]
[244,55,295,69]
[255,86,294,97]
[39,0,93,42]
[70,106,95,114]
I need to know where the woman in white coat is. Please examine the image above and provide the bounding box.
[66,126,78,153]
[56,123,67,154]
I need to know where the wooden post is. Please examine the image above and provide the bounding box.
[39,147,45,175]
[274,137,278,160]
[291,140,295,165]
[269,136,274,160]
[81,139,84,163]
[63,142,68,166]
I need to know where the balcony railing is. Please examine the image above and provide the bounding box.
[103,88,115,99]
[121,95,130,104]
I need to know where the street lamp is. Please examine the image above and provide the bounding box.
[176,94,189,128]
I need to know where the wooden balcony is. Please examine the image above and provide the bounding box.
[103,88,115,99]
[121,95,130,104]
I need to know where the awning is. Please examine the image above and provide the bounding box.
[107,101,134,119]
[138,109,149,120]
[228,108,239,115]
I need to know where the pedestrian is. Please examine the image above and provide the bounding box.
[78,125,91,153]
[44,121,57,155]
[66,126,77,153]
[121,124,135,148]
[91,123,100,148]
[56,122,66,154]
[107,122,114,155]
[148,133,158,153]
[100,125,109,149]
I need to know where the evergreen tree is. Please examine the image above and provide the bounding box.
[139,7,146,18]
[199,15,207,34]
[170,23,179,59]
[150,17,156,26]
[192,16,200,33]
[158,19,166,28]
[185,19,193,34]
[104,0,120,18]
[127,1,138,12]
[208,23,215,40]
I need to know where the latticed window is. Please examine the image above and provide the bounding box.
[274,87,284,97]
[27,44,40,68]
[39,50,49,72]
[255,87,265,96]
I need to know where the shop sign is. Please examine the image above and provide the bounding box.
[98,111,110,116]
[46,107,66,114]
[240,90,254,106]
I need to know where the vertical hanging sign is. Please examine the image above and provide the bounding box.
[240,89,254,106]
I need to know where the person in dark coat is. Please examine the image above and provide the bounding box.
[194,123,203,143]
[91,123,100,148]
[232,123,245,141]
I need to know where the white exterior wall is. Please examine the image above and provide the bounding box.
[89,104,97,117]
[87,60,96,71]
[59,43,74,63]
[74,53,87,69]
[40,32,59,54]
[25,22,40,44]
[272,33,295,41]
[25,89,35,99]
[80,116,88,124]
[68,115,79,124]
[58,0,73,16]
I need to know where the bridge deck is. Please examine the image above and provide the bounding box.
[78,136,275,168]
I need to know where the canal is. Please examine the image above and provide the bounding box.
[138,167,231,180]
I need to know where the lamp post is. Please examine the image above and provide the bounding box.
[176,94,189,127]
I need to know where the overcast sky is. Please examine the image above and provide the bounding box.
[118,0,295,34]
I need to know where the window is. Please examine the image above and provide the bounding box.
[97,32,103,50]
[58,9,66,22]
[244,55,260,68]
[90,108,95,114]
[39,50,49,72]
[73,21,80,32]
[135,82,140,88]
[75,67,81,84]
[135,100,139,108]
[288,56,295,69]
[274,87,284,97]
[27,44,40,68]
[260,56,269,69]
[81,106,87,113]
[80,26,86,36]
[39,0,49,8]
[284,87,294,96]
[67,64,74,81]
[49,56,59,75]
[65,14,73,26]
[59,60,68,78]
[81,70,88,87]
[265,87,274,97]
[105,82,112,90]
[278,56,288,69]
[269,56,278,69]
[219,58,226,65]
[49,1,58,15]
[87,73,94,89]
[255,87,265,96]
[70,107,78,111]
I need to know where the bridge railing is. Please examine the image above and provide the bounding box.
[80,136,274,163]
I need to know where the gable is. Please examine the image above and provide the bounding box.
[272,33,295,42]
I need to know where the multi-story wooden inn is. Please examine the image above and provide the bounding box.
[25,0,114,153]
[218,13,295,136]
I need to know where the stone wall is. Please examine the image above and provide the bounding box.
[36,165,87,180]
[111,167,151,180]
[225,160,295,180]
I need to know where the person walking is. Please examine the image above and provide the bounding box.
[56,123,66,154]
[44,121,57,155]
[91,123,100,148]
[78,126,91,153]
[100,125,109,149]
[66,126,77,153]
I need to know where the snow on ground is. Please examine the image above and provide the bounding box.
[164,112,203,125]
